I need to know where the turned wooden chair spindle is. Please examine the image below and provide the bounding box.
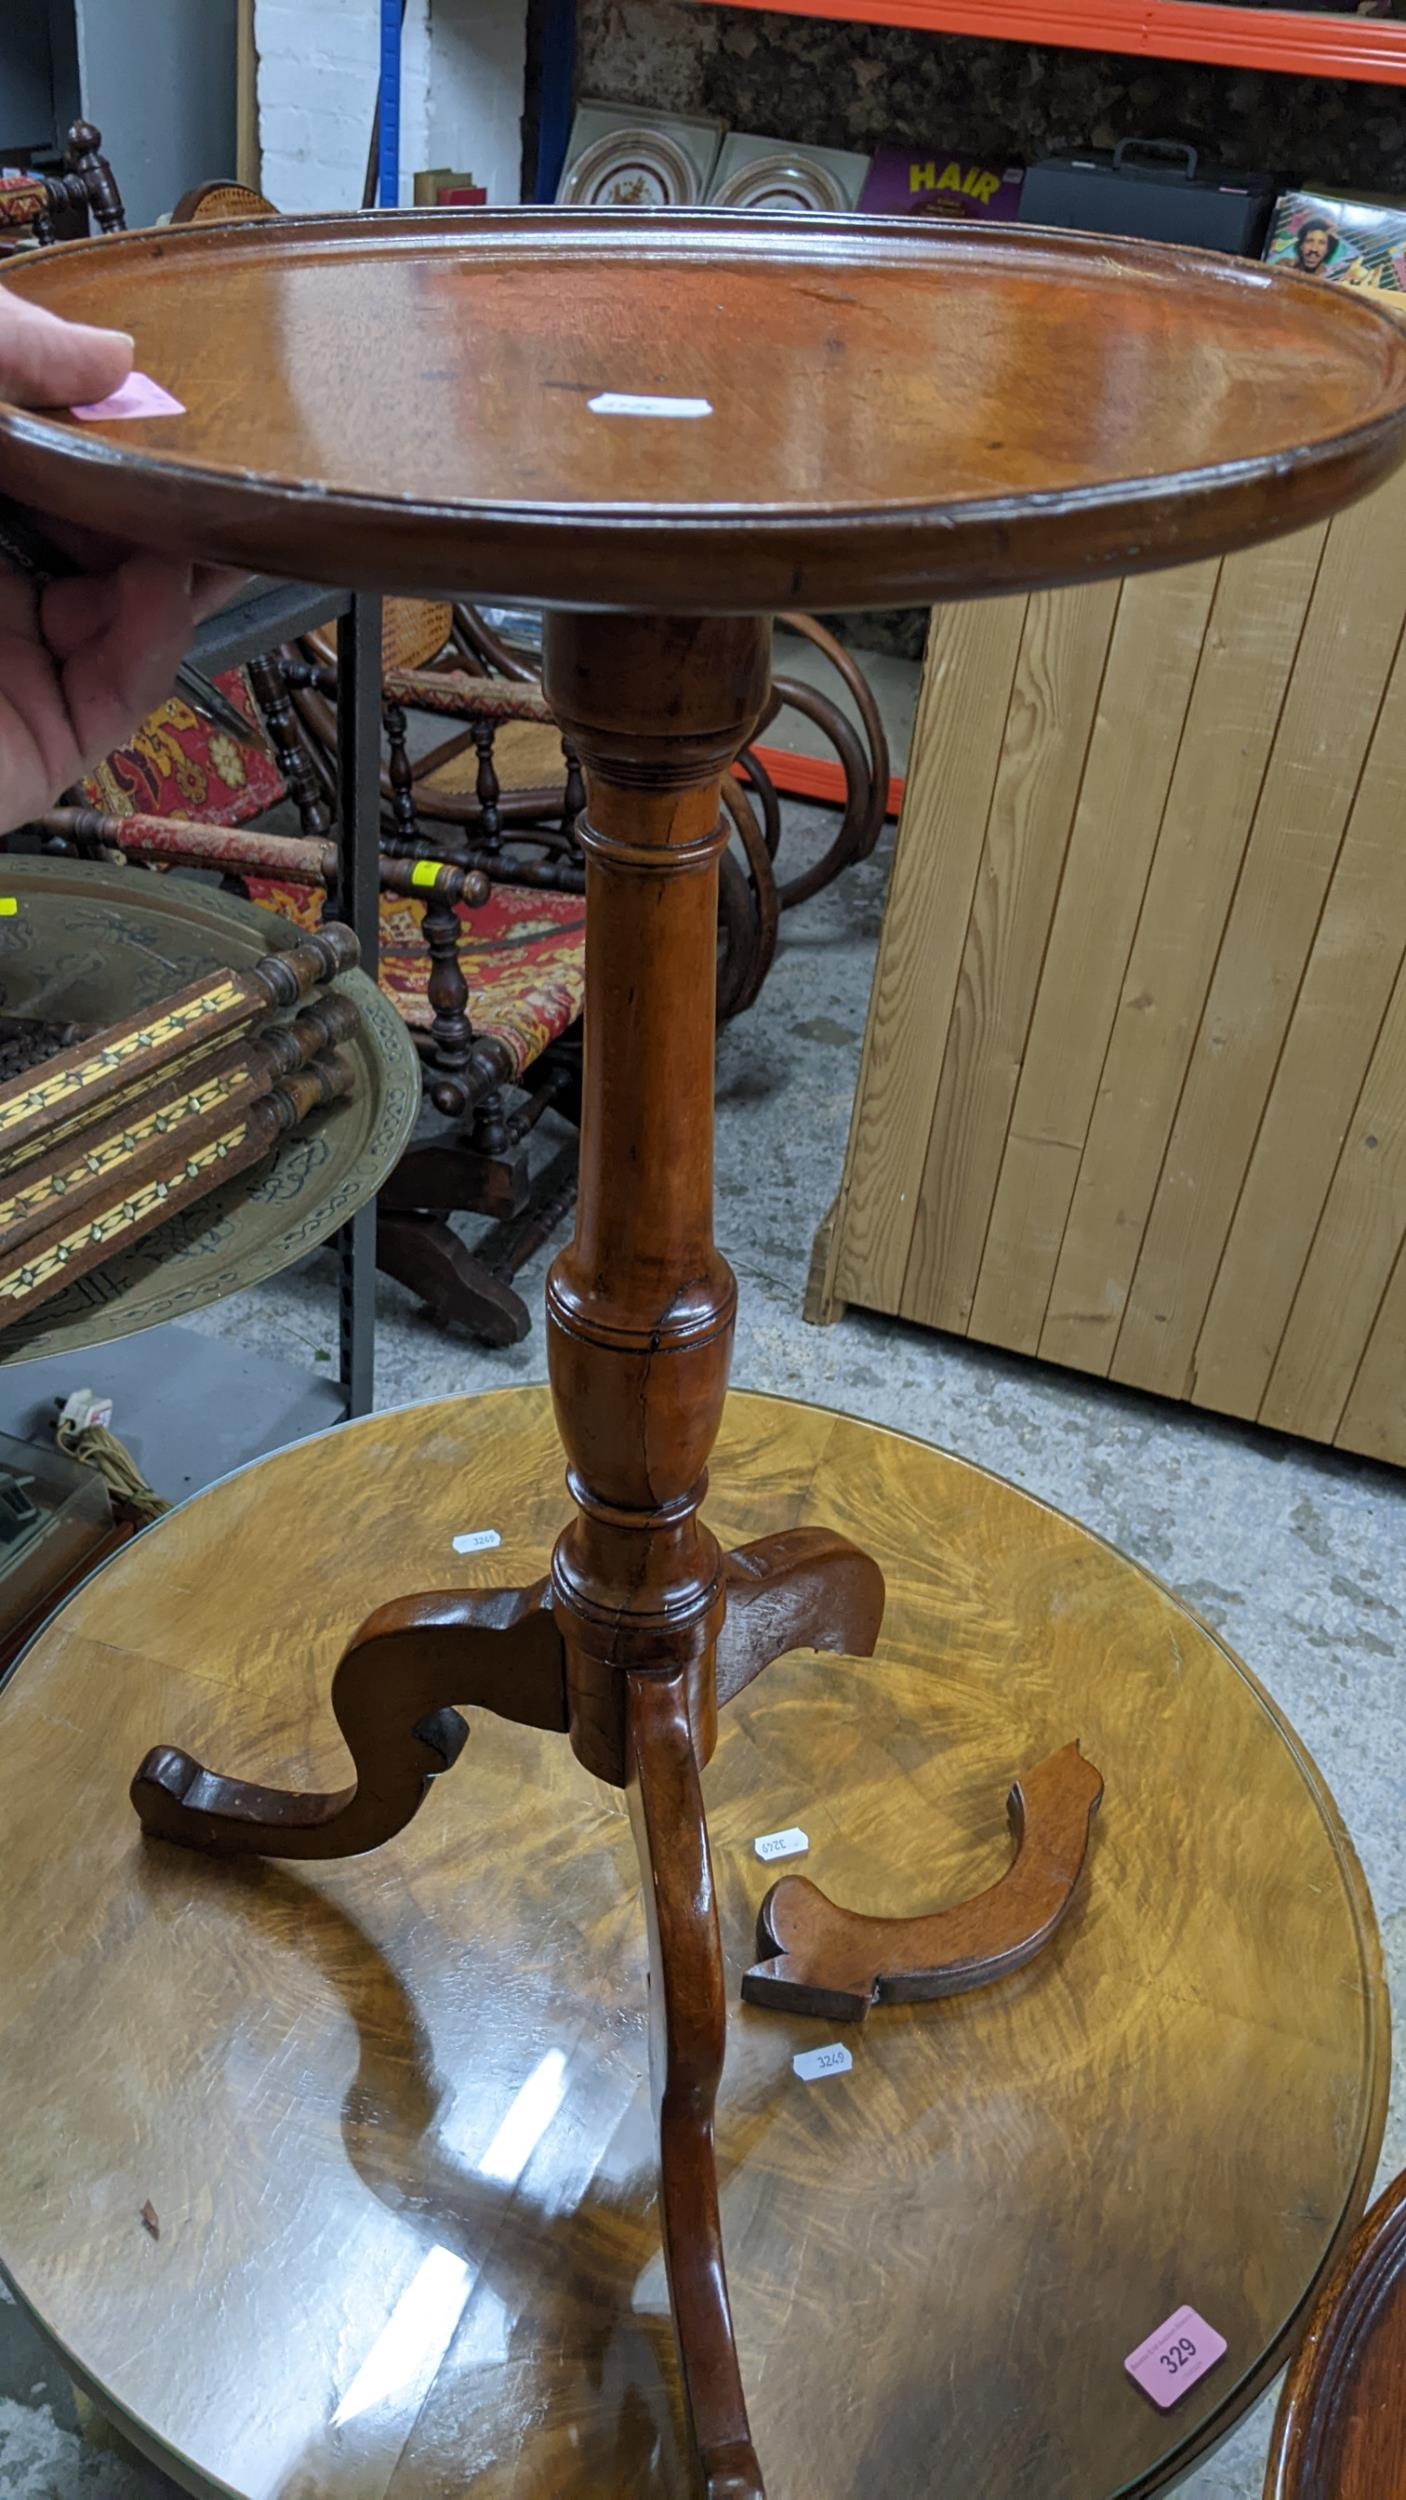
[0,121,125,250]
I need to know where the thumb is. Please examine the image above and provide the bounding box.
[0,288,134,410]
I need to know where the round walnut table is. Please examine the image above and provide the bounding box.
[1,214,1404,2500]
[0,1389,1386,2500]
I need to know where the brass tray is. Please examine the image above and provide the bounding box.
[0,857,419,1361]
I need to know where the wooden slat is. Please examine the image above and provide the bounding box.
[1335,1234,1406,1462]
[1261,949,1406,1444]
[1190,630,1406,1419]
[1114,475,1406,1399]
[1035,518,1330,1377]
[898,580,1121,1332]
[831,594,1027,1315]
[965,562,1219,1355]
[237,0,261,193]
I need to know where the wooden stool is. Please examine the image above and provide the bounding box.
[3,212,1404,2495]
[0,1388,1386,2500]
[1266,2169,1406,2498]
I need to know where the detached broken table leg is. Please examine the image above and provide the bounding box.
[131,610,1102,2498]
[744,1743,1104,2022]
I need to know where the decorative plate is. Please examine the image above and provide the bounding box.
[0,859,420,1362]
[562,128,700,211]
[711,152,849,215]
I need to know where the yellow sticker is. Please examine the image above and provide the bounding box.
[410,859,443,890]
[0,900,16,916]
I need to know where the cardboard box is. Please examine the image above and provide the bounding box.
[414,168,486,208]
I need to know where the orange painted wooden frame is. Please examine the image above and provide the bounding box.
[693,0,1406,84]
[748,742,905,820]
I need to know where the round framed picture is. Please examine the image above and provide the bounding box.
[562,128,701,210]
[710,153,849,213]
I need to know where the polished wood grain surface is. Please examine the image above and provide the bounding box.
[3,214,1406,608]
[0,1388,1384,2500]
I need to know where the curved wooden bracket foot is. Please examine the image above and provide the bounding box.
[628,1669,765,2500]
[743,1741,1105,2022]
[131,1580,566,1859]
[715,1528,885,1708]
[700,2446,768,2499]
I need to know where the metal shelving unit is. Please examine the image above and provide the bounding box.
[691,1,1406,82]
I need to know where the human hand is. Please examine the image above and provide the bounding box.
[0,289,237,832]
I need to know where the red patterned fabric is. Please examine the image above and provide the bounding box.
[73,665,583,1077]
[0,178,46,229]
[75,668,286,826]
[383,665,556,725]
[92,814,326,879]
[246,877,585,1077]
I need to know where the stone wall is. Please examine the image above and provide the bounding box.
[575,3,1406,194]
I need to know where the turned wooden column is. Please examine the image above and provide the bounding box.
[541,611,771,1784]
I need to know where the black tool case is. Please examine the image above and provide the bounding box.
[1020,138,1278,258]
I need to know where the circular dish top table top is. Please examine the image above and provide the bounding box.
[2,213,1406,610]
[0,1387,1385,2500]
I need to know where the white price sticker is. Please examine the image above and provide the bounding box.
[452,1529,502,1555]
[754,1826,809,1863]
[588,392,713,419]
[793,2043,853,2084]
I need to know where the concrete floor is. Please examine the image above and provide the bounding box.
[3,803,1402,2498]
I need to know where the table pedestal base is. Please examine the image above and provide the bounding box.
[128,612,1102,2500]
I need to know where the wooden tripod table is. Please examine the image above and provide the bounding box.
[4,213,1406,2497]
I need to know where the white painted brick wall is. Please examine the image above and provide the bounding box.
[254,0,526,215]
[255,0,430,214]
[430,0,530,207]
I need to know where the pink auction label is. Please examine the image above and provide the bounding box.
[71,372,186,421]
[1125,2304,1227,2410]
